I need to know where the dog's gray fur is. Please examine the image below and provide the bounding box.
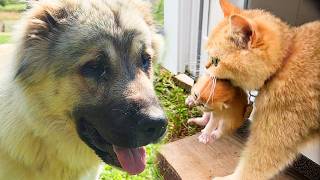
[0,0,164,179]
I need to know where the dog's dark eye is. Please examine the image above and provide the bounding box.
[141,53,152,71]
[211,57,220,67]
[81,55,106,78]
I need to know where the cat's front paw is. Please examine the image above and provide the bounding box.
[198,132,212,144]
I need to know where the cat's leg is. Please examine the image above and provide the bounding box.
[211,119,224,140]
[213,112,312,180]
[188,112,211,126]
[198,112,218,144]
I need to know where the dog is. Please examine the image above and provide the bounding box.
[0,0,167,179]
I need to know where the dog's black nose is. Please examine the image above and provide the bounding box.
[137,116,167,140]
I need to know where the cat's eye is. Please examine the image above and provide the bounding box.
[141,53,152,71]
[211,57,220,67]
[80,54,106,79]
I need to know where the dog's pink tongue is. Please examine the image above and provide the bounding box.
[113,146,146,175]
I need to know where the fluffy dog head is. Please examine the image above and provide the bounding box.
[14,0,166,175]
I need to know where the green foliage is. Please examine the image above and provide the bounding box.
[0,2,26,12]
[0,0,8,7]
[153,0,164,25]
[99,145,163,180]
[0,33,10,44]
[153,65,202,142]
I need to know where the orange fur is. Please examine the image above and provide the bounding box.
[186,64,247,143]
[211,0,320,179]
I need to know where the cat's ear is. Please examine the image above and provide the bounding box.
[229,14,259,48]
[219,0,240,17]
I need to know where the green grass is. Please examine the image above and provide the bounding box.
[0,3,26,12]
[100,145,162,180]
[153,66,202,142]
[153,0,164,25]
[0,33,10,44]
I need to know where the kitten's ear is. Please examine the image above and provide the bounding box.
[131,0,154,26]
[219,0,240,17]
[229,14,259,48]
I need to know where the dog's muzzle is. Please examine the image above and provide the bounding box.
[73,100,167,175]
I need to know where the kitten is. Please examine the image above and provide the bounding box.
[186,62,248,144]
[210,0,320,179]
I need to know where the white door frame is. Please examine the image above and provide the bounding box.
[163,0,202,75]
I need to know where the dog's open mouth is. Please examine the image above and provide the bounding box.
[76,118,146,175]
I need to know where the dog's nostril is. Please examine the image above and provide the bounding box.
[137,116,167,138]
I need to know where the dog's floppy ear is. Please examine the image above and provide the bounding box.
[130,0,154,26]
[131,0,164,65]
[24,2,68,45]
[15,1,69,83]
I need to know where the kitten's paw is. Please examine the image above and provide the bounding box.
[211,130,222,140]
[188,117,209,126]
[187,118,196,124]
[185,95,195,107]
[198,132,212,144]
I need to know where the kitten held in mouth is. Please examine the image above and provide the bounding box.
[186,59,247,144]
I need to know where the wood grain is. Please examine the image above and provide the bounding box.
[158,134,303,180]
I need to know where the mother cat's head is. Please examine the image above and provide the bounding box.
[207,0,293,90]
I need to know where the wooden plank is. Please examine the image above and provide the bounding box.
[173,73,194,92]
[158,134,301,180]
[159,134,242,180]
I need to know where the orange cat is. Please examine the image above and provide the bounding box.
[209,0,320,179]
[186,62,247,144]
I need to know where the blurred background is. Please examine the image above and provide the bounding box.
[0,0,26,44]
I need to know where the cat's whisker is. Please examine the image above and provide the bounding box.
[204,74,217,107]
